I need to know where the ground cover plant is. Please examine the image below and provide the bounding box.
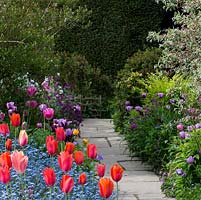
[0,80,124,199]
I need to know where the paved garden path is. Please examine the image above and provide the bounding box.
[80,119,174,200]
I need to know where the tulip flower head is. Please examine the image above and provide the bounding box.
[0,152,12,169]
[110,163,124,182]
[65,142,75,154]
[0,112,5,121]
[56,127,66,142]
[0,123,10,137]
[177,124,184,131]
[5,139,12,151]
[0,166,11,184]
[73,129,79,136]
[46,136,58,155]
[27,86,37,96]
[43,167,56,187]
[87,144,97,159]
[73,151,84,165]
[43,108,54,120]
[98,177,114,198]
[97,163,106,177]
[60,175,74,193]
[18,130,28,147]
[186,156,194,164]
[10,113,21,127]
[58,151,73,172]
[11,150,28,174]
[78,173,87,185]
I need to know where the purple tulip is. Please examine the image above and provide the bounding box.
[141,93,147,98]
[74,105,81,112]
[37,123,43,128]
[165,105,171,110]
[177,124,184,131]
[157,93,164,98]
[43,108,54,120]
[179,131,187,139]
[186,156,194,164]
[27,86,37,96]
[6,102,15,109]
[97,154,103,161]
[0,112,5,121]
[176,169,186,177]
[66,128,73,136]
[187,126,193,132]
[125,101,130,106]
[130,122,137,130]
[170,99,176,104]
[126,106,133,111]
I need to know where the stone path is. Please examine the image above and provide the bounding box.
[80,119,174,200]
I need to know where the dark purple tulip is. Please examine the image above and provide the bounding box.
[170,99,176,104]
[141,93,147,98]
[74,105,81,112]
[130,122,137,130]
[179,131,186,139]
[126,106,133,111]
[37,123,43,129]
[26,100,37,108]
[157,93,164,98]
[0,112,5,121]
[186,156,194,164]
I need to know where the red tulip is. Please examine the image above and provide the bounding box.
[11,150,28,174]
[46,136,58,155]
[65,142,75,154]
[10,113,21,127]
[0,123,10,137]
[87,144,97,159]
[0,152,12,169]
[43,108,54,120]
[0,166,11,184]
[73,151,84,165]
[78,173,87,185]
[56,127,66,142]
[5,139,12,151]
[98,177,114,198]
[110,164,124,182]
[18,130,28,147]
[58,151,73,172]
[43,167,56,187]
[60,175,74,193]
[97,163,106,177]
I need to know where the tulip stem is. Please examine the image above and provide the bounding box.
[116,182,119,200]
[14,127,17,150]
[6,184,10,200]
[4,136,6,151]
[82,185,84,200]
[49,186,52,200]
[51,155,54,168]
[44,117,46,131]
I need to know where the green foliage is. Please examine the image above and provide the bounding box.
[162,129,201,200]
[56,0,166,75]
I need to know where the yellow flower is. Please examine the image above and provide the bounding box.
[73,129,79,136]
[82,138,89,146]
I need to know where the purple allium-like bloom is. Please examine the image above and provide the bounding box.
[186,156,194,164]
[36,123,43,128]
[170,99,176,104]
[176,169,186,177]
[135,106,143,112]
[141,93,147,98]
[177,124,184,131]
[27,86,37,96]
[126,106,133,111]
[39,104,47,112]
[157,93,164,98]
[97,154,103,161]
[125,101,130,106]
[165,105,171,110]
[179,131,187,139]
[0,112,5,121]
[66,128,73,136]
[130,122,137,130]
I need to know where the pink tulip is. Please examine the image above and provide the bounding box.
[43,108,54,120]
[58,151,73,172]
[97,163,106,177]
[11,150,28,174]
[18,130,28,147]
[27,86,37,96]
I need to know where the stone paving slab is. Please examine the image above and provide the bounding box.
[80,119,175,200]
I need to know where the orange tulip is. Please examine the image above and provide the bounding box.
[5,139,12,151]
[0,152,12,169]
[60,175,74,193]
[58,151,73,172]
[0,123,10,137]
[87,144,97,159]
[46,136,58,155]
[11,150,28,174]
[97,163,106,177]
[10,113,21,127]
[110,164,124,182]
[18,130,28,147]
[0,166,11,184]
[43,167,56,187]
[65,142,75,154]
[56,127,66,142]
[78,173,87,185]
[73,129,79,136]
[98,177,114,198]
[74,151,84,165]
